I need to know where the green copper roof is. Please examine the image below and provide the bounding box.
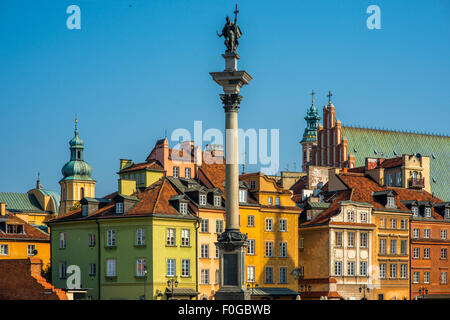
[61,160,94,181]
[0,192,46,213]
[342,126,450,201]
[301,104,321,143]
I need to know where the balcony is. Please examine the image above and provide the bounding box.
[408,178,425,189]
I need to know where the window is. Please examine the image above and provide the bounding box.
[115,202,124,214]
[265,267,273,283]
[265,218,273,231]
[425,207,432,217]
[424,229,430,239]
[215,220,223,234]
[334,261,342,276]
[423,271,430,284]
[214,195,221,207]
[400,264,407,279]
[106,259,116,277]
[379,264,386,279]
[275,197,280,206]
[348,232,355,247]
[59,262,67,279]
[390,218,397,229]
[247,215,255,227]
[441,248,448,259]
[280,242,287,257]
[185,167,191,179]
[89,263,96,276]
[250,180,256,189]
[400,219,407,230]
[446,209,450,219]
[166,228,175,246]
[347,261,355,276]
[201,269,210,284]
[181,259,190,277]
[441,229,448,239]
[413,247,420,258]
[136,228,145,246]
[201,244,209,258]
[401,240,407,255]
[6,224,24,234]
[387,197,395,208]
[386,174,393,186]
[413,272,420,284]
[199,194,207,206]
[441,272,447,284]
[267,196,273,205]
[360,233,368,248]
[424,248,430,259]
[361,211,367,223]
[380,217,386,228]
[215,245,219,258]
[390,239,397,255]
[265,241,273,257]
[89,234,96,247]
[173,166,179,178]
[390,264,397,279]
[200,219,209,233]
[27,244,36,256]
[82,205,88,216]
[140,172,145,185]
[347,211,354,222]
[412,207,419,217]
[395,172,402,186]
[167,259,175,277]
[180,202,187,214]
[59,232,66,249]
[413,229,420,239]
[181,229,190,246]
[279,219,287,232]
[279,267,288,284]
[0,244,8,255]
[136,259,146,277]
[215,270,219,284]
[106,230,116,247]
[378,294,384,300]
[379,239,386,254]
[247,239,255,255]
[239,189,247,203]
[247,266,255,282]
[360,261,367,276]
[335,232,342,247]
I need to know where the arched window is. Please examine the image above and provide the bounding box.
[80,187,85,199]
[77,150,81,159]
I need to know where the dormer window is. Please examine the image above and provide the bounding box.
[214,195,221,207]
[6,224,24,234]
[199,194,207,206]
[250,180,256,189]
[82,205,88,217]
[180,202,188,214]
[239,189,247,203]
[387,197,395,208]
[173,166,179,178]
[386,174,393,187]
[425,207,432,218]
[347,211,355,222]
[446,209,450,219]
[116,202,124,214]
[412,206,419,217]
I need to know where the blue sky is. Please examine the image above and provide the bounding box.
[1,0,449,196]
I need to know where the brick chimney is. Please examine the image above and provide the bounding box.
[0,202,6,216]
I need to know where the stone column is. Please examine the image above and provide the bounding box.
[210,53,252,300]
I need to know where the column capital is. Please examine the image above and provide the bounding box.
[220,93,243,112]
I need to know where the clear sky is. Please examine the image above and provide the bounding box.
[1,0,449,196]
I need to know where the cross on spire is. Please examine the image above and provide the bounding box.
[74,113,79,135]
[311,90,315,105]
[327,90,333,104]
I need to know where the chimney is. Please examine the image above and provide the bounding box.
[120,159,133,170]
[0,202,6,216]
[29,258,43,278]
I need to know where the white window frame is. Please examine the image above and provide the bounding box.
[279,219,287,232]
[116,202,124,214]
[200,244,209,258]
[425,207,432,217]
[27,244,36,256]
[265,241,273,257]
[380,264,386,279]
[0,244,9,256]
[200,219,209,233]
[247,215,255,227]
[136,259,146,277]
[265,267,273,283]
[247,239,255,255]
[412,206,419,217]
[400,264,407,279]
[267,196,273,205]
[167,259,176,277]
[379,239,386,255]
[275,197,280,206]
[181,229,190,246]
[136,228,145,246]
[199,194,207,205]
[441,229,447,239]
[180,202,187,214]
[59,232,66,249]
[413,247,420,258]
[214,195,221,207]
[424,229,430,239]
[173,166,179,178]
[215,220,223,234]
[106,259,116,277]
[424,271,430,284]
[360,232,368,248]
[181,259,190,277]
[347,261,355,276]
[200,269,210,284]
[334,261,342,276]
[247,266,256,282]
[413,228,420,239]
[166,228,175,246]
[360,261,367,276]
[413,272,420,284]
[185,167,191,179]
[239,189,247,203]
[280,242,287,258]
[106,229,116,247]
[279,267,287,284]
[265,218,273,231]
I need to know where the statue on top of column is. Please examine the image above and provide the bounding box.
[216,5,242,54]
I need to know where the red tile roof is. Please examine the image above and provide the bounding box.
[0,258,68,300]
[119,160,164,173]
[198,163,226,193]
[379,157,403,168]
[0,213,49,241]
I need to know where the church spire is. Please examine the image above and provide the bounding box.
[36,172,42,189]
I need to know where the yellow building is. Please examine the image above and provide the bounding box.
[0,204,50,269]
[117,158,166,196]
[240,172,301,298]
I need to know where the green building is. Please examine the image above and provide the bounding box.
[47,178,199,300]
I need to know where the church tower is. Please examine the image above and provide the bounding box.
[59,117,95,215]
[300,90,321,171]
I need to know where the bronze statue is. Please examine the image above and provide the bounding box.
[217,5,242,54]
